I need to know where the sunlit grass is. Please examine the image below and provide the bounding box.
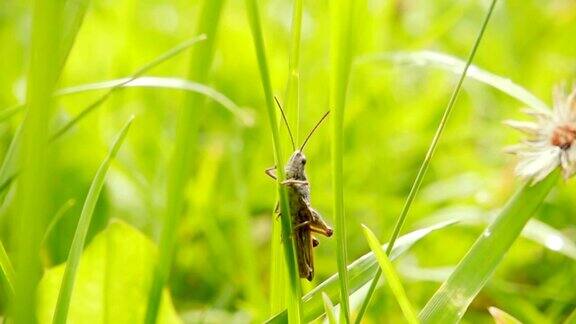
[145,1,225,323]
[244,0,302,322]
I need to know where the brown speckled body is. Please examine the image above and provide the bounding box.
[283,150,333,281]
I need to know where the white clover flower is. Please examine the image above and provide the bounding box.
[505,85,576,184]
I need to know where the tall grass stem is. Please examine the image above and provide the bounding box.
[354,1,497,321]
[244,0,303,322]
[144,1,224,323]
[330,0,356,321]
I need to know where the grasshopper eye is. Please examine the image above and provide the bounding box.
[301,158,306,165]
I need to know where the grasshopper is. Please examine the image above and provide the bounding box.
[265,97,333,281]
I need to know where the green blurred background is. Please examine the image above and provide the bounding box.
[1,0,576,322]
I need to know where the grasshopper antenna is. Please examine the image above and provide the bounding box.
[300,111,330,151]
[274,96,296,150]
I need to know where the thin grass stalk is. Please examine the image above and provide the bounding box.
[270,0,304,315]
[0,240,15,298]
[361,225,418,324]
[329,0,356,321]
[285,0,303,142]
[0,36,207,205]
[354,1,498,321]
[12,0,63,322]
[0,0,88,210]
[144,1,225,323]
[52,117,133,324]
[244,0,303,322]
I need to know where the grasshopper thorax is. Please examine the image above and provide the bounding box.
[285,150,307,180]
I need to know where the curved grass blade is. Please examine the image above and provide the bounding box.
[330,0,357,320]
[361,225,419,324]
[59,0,91,72]
[13,0,63,321]
[356,50,549,113]
[51,35,206,141]
[322,293,337,324]
[419,171,559,323]
[0,36,209,204]
[55,76,253,126]
[145,1,224,322]
[266,220,456,323]
[52,116,134,324]
[244,0,302,322]
[0,240,15,299]
[42,199,77,246]
[354,1,498,322]
[420,206,576,260]
[488,306,522,324]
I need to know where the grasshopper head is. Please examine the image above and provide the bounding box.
[285,150,307,179]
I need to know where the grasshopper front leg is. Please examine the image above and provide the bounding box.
[265,166,277,180]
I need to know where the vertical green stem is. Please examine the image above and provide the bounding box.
[13,0,63,323]
[144,1,225,323]
[244,0,303,323]
[354,1,498,322]
[330,0,356,322]
[285,0,303,142]
[271,0,304,315]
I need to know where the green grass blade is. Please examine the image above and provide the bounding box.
[0,37,208,204]
[144,1,224,323]
[419,171,559,323]
[59,0,91,72]
[354,1,498,321]
[330,0,357,321]
[488,307,522,324]
[357,50,549,113]
[51,35,206,141]
[244,0,302,322]
[55,76,253,126]
[0,240,15,299]
[52,116,133,324]
[284,0,302,143]
[42,199,77,246]
[322,293,337,324]
[361,225,419,324]
[12,0,63,322]
[266,220,456,323]
[421,208,576,260]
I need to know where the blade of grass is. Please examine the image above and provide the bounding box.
[419,171,559,323]
[144,1,225,322]
[0,36,208,203]
[354,1,498,321]
[266,220,456,323]
[42,199,77,246]
[420,207,576,260]
[269,0,304,315]
[0,240,15,299]
[244,0,303,322]
[284,0,303,143]
[361,225,418,324]
[51,34,206,141]
[356,50,549,113]
[488,306,522,324]
[55,76,253,126]
[322,293,337,324]
[12,0,63,322]
[52,116,133,324]
[0,0,90,211]
[330,0,357,321]
[58,0,91,72]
